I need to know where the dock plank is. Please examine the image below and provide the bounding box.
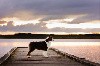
[0,47,95,66]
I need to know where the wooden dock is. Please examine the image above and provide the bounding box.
[0,47,100,66]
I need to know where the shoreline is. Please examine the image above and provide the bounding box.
[0,34,100,39]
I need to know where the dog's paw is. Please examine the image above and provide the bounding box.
[44,55,49,58]
[43,55,49,58]
[27,55,31,58]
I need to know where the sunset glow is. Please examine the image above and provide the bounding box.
[63,18,75,22]
[46,22,100,29]
[0,0,99,34]
[1,17,40,26]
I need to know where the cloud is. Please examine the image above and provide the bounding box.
[0,21,100,33]
[0,21,47,32]
[0,21,7,24]
[9,11,42,21]
[0,0,99,23]
[7,21,14,27]
[0,0,100,34]
[39,15,66,22]
[70,14,100,24]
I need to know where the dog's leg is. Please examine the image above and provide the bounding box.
[27,48,35,58]
[43,51,48,57]
[27,50,31,56]
[27,42,35,58]
[27,50,32,58]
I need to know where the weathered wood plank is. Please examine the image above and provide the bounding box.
[1,47,99,66]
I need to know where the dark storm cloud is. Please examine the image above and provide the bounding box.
[0,0,99,22]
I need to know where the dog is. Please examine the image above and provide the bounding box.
[27,36,53,58]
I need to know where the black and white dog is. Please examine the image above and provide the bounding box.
[27,36,53,58]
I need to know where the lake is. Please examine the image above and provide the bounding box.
[0,39,100,64]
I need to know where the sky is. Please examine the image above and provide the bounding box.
[0,0,100,35]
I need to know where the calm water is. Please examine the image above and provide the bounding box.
[0,39,100,63]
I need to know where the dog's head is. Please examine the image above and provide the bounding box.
[45,36,53,42]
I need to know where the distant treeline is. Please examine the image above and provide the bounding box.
[0,33,100,39]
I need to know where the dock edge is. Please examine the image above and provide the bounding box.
[0,47,17,65]
[50,48,100,66]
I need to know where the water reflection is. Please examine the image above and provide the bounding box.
[52,42,100,63]
[51,42,100,46]
[0,39,100,63]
